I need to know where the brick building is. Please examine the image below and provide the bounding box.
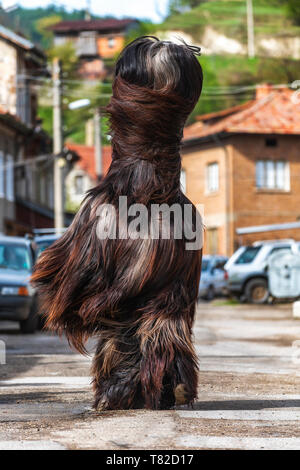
[51,19,139,80]
[182,85,300,256]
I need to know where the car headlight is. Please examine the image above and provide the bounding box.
[1,286,29,296]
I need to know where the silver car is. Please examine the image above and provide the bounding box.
[0,236,38,333]
[35,234,60,257]
[199,255,228,300]
[224,240,297,304]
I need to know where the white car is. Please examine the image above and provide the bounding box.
[199,255,228,300]
[224,239,298,303]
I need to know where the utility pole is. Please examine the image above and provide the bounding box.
[94,108,102,180]
[247,0,255,58]
[52,57,64,231]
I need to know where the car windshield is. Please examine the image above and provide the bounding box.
[0,244,32,272]
[36,240,55,257]
[235,246,261,264]
[201,259,210,272]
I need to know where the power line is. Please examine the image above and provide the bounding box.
[0,153,54,171]
[15,72,297,93]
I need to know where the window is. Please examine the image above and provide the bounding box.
[206,162,219,193]
[213,258,227,270]
[48,173,54,209]
[180,169,186,194]
[74,175,84,196]
[39,173,46,205]
[0,151,4,198]
[0,243,32,272]
[269,246,290,256]
[26,165,34,201]
[5,155,14,202]
[78,31,97,56]
[206,228,218,255]
[265,138,277,147]
[256,160,289,190]
[108,37,115,48]
[235,246,261,264]
[201,259,210,272]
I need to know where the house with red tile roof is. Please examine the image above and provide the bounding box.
[182,84,300,256]
[65,143,112,210]
[51,18,139,80]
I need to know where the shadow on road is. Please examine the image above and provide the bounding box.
[0,322,78,381]
[193,399,300,410]
[0,389,88,403]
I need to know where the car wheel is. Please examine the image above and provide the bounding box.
[205,285,215,301]
[20,298,39,334]
[245,278,269,304]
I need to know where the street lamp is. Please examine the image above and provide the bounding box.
[68,99,91,110]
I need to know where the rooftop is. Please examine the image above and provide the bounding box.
[0,24,45,59]
[51,18,138,33]
[0,106,30,134]
[184,85,300,143]
[66,144,112,180]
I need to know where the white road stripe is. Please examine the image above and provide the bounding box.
[198,360,299,376]
[179,435,300,450]
[0,376,91,388]
[0,440,66,450]
[177,409,300,421]
[5,354,91,360]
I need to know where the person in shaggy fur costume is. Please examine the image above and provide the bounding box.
[32,36,203,410]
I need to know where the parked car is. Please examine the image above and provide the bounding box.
[34,234,60,257]
[0,236,38,333]
[224,239,298,304]
[199,255,228,300]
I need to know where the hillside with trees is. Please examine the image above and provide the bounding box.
[4,5,104,49]
[166,0,300,34]
[162,0,300,119]
[2,1,300,138]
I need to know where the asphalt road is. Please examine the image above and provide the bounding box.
[1,301,300,450]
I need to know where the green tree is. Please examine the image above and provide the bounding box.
[48,41,78,77]
[286,0,300,25]
[35,15,62,49]
[256,57,300,84]
[125,21,158,45]
[169,0,207,15]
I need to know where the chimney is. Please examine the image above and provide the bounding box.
[85,0,91,21]
[256,83,273,100]
[85,10,91,21]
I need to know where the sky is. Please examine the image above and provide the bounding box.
[2,0,170,23]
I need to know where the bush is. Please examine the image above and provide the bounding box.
[286,0,300,25]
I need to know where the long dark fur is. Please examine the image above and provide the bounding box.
[32,36,203,410]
